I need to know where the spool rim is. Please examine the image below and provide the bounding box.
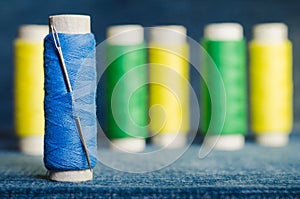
[49,169,93,182]
[204,23,243,41]
[107,24,144,45]
[151,133,187,149]
[149,25,187,44]
[49,14,91,34]
[20,135,44,156]
[204,134,245,151]
[110,138,146,152]
[18,25,48,41]
[256,133,289,147]
[253,23,288,43]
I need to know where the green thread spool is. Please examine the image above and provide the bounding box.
[201,23,247,150]
[106,25,148,152]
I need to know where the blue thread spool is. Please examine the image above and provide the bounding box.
[43,15,97,182]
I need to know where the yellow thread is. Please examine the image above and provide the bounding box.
[14,39,44,137]
[249,41,293,134]
[149,43,189,135]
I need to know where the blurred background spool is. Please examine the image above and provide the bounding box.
[250,23,293,147]
[14,25,48,155]
[201,23,247,150]
[106,25,148,152]
[149,25,190,148]
[44,14,97,182]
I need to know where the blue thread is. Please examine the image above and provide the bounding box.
[43,33,97,171]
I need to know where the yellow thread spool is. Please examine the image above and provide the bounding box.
[14,25,48,155]
[149,26,190,148]
[249,23,293,147]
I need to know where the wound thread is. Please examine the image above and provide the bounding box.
[105,25,148,152]
[43,33,97,171]
[250,23,293,147]
[149,26,190,148]
[201,23,247,150]
[14,25,48,155]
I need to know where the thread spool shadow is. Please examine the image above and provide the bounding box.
[34,174,49,180]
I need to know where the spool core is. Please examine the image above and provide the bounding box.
[47,14,93,182]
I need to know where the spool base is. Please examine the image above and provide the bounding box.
[49,169,93,182]
[256,133,289,147]
[204,135,245,151]
[20,135,44,156]
[110,138,145,152]
[152,134,187,149]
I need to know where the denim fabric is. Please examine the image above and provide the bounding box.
[0,135,299,198]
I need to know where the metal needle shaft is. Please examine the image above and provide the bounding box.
[50,25,92,171]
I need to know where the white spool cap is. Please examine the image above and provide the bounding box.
[152,133,187,149]
[204,135,245,151]
[49,14,90,34]
[18,25,48,42]
[256,133,289,147]
[149,25,187,44]
[204,23,243,41]
[49,170,93,182]
[110,138,146,152]
[20,135,44,156]
[47,14,92,182]
[107,25,144,45]
[253,23,288,43]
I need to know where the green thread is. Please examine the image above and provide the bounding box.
[105,43,148,139]
[201,39,247,135]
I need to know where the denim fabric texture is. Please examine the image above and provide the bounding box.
[0,134,299,198]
